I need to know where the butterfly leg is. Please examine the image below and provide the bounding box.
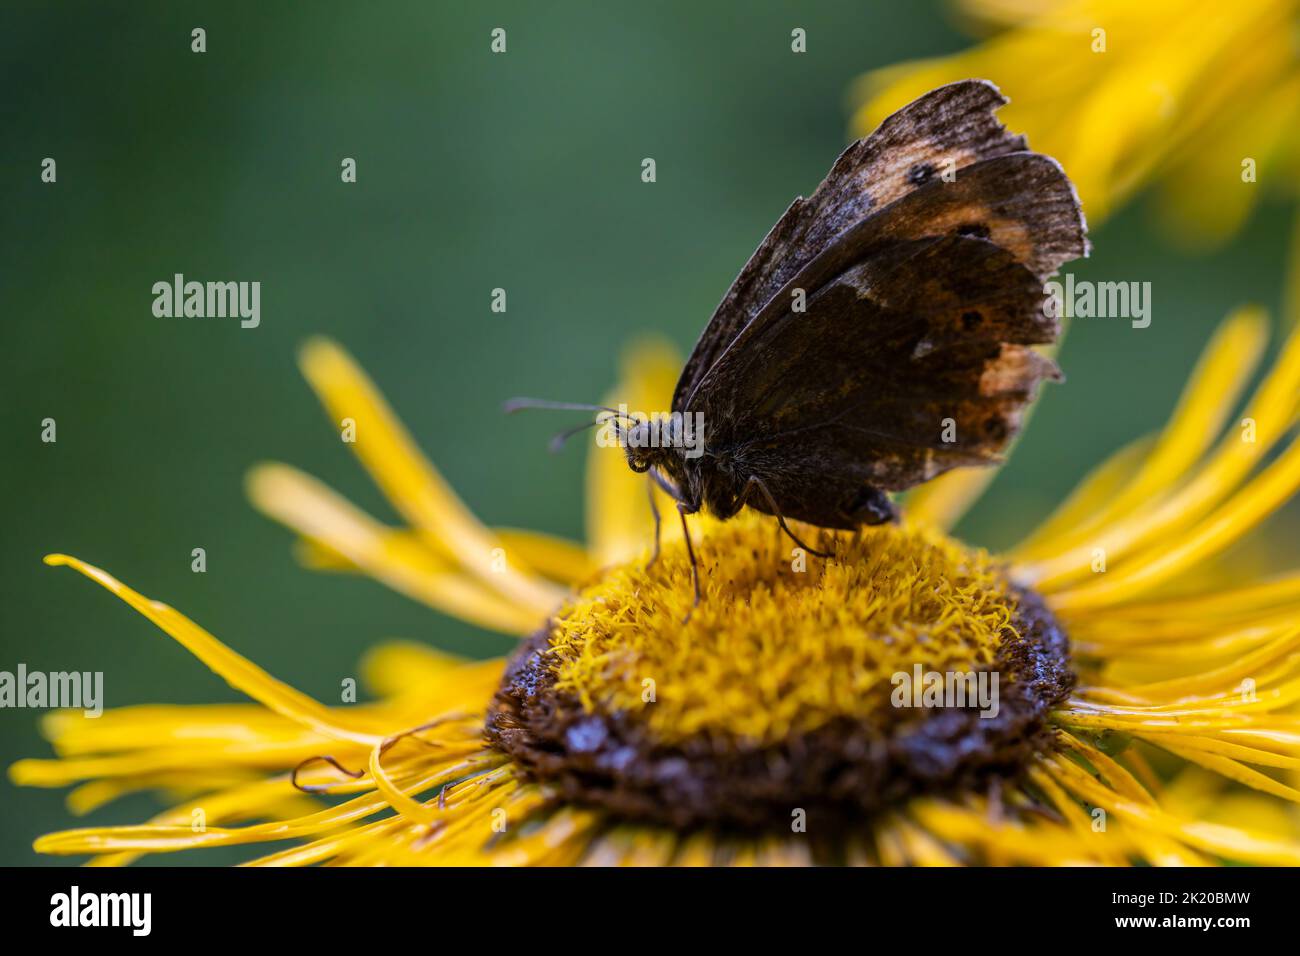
[645,474,662,570]
[647,469,687,568]
[677,503,702,620]
[645,470,702,618]
[743,476,833,558]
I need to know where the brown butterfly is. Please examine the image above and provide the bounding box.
[509,80,1088,604]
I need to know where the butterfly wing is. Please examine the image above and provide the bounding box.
[673,79,1032,412]
[690,151,1086,528]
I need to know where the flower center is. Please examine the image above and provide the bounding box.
[486,512,1072,831]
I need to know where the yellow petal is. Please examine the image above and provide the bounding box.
[359,641,504,701]
[296,525,593,588]
[491,528,598,584]
[1009,434,1154,560]
[1048,755,1300,864]
[297,338,564,615]
[1029,310,1300,597]
[904,469,998,533]
[247,463,540,634]
[1051,431,1300,609]
[43,554,387,744]
[1013,306,1268,562]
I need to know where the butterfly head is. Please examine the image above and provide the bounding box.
[622,418,667,473]
[621,412,705,473]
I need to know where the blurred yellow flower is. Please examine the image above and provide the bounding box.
[851,0,1300,246]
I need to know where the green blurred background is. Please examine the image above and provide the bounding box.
[3,1,1298,864]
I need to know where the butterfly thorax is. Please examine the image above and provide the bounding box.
[627,435,752,522]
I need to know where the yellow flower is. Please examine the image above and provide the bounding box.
[12,306,1300,865]
[850,0,1300,245]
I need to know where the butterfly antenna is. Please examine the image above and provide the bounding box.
[505,399,642,453]
[547,417,615,454]
[502,398,629,417]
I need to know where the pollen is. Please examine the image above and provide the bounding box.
[487,510,1073,831]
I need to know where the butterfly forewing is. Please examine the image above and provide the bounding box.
[673,79,1041,412]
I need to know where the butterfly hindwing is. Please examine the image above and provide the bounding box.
[690,227,1068,528]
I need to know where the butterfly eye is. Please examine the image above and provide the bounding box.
[627,458,651,474]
